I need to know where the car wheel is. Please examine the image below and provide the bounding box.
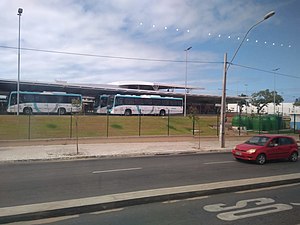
[256,154,266,165]
[289,152,298,162]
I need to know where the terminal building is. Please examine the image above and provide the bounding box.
[0,79,242,114]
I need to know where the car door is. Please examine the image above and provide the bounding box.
[266,138,281,160]
[278,137,294,159]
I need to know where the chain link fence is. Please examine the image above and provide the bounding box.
[0,114,220,141]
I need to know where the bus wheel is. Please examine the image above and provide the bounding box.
[58,108,66,115]
[159,109,166,116]
[124,109,132,116]
[23,107,32,115]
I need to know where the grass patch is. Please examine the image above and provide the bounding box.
[0,115,220,140]
[46,123,58,129]
[111,124,123,129]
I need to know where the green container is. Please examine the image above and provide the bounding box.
[252,116,262,131]
[269,115,282,130]
[232,116,240,127]
[262,116,271,131]
[241,116,251,129]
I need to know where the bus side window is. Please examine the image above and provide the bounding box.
[152,99,162,106]
[115,97,124,106]
[126,98,135,105]
[144,99,152,105]
[135,98,143,105]
[47,96,56,103]
[35,95,46,103]
[21,94,34,103]
[162,99,170,106]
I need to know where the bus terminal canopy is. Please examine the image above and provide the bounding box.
[109,81,204,92]
[0,79,243,105]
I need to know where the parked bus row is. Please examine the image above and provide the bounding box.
[5,91,183,116]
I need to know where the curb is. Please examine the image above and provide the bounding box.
[1,173,300,223]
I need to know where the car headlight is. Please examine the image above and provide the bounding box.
[246,149,256,154]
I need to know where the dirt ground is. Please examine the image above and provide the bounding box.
[0,135,251,147]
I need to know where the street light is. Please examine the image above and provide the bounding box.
[17,8,23,116]
[219,11,275,148]
[184,46,192,117]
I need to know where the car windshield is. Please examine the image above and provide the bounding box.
[245,136,270,146]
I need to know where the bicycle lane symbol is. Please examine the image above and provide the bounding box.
[203,198,293,221]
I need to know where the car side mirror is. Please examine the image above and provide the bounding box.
[269,143,278,147]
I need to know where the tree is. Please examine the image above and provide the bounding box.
[250,89,283,114]
[237,93,249,113]
[294,98,300,107]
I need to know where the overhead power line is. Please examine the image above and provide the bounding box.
[0,45,222,64]
[1,44,299,79]
[230,63,300,79]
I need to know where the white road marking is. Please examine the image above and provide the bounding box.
[204,197,294,221]
[204,198,275,212]
[235,183,300,194]
[290,203,300,206]
[163,196,209,204]
[217,204,293,221]
[90,208,124,214]
[4,215,79,224]
[92,167,142,174]
[204,161,235,165]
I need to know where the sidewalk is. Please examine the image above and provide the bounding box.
[0,136,249,162]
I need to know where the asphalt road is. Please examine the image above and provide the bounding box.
[1,153,299,208]
[9,183,300,225]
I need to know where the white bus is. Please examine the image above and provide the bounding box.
[94,94,110,114]
[95,94,183,116]
[7,91,82,115]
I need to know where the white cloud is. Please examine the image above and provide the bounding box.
[0,0,281,91]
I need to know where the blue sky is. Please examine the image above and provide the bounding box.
[0,0,299,101]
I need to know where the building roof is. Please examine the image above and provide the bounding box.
[0,78,243,104]
[109,81,203,91]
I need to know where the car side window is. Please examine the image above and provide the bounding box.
[269,138,279,147]
[278,137,294,146]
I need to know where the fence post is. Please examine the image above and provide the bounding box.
[216,114,219,137]
[28,114,31,140]
[106,112,109,137]
[277,112,280,134]
[192,115,195,136]
[259,114,261,134]
[76,116,79,154]
[70,113,73,138]
[138,114,141,136]
[167,110,170,136]
[294,114,296,134]
[238,110,241,136]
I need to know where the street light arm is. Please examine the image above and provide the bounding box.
[228,11,275,69]
[228,20,264,66]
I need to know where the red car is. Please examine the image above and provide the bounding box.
[232,135,299,165]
